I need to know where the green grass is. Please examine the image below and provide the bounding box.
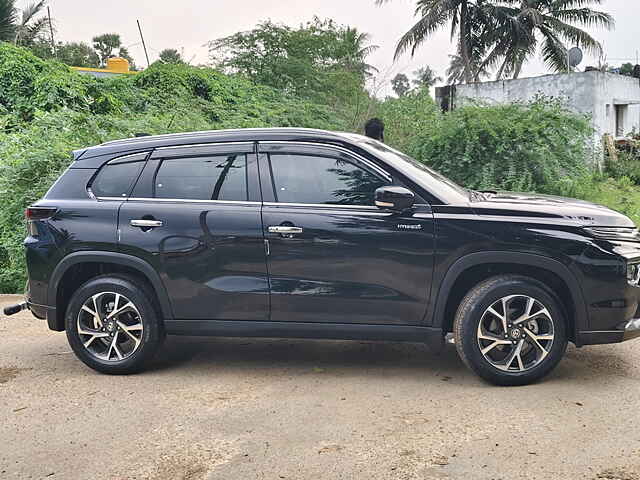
[576,176,640,227]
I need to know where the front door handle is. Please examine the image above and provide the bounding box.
[131,219,163,228]
[268,226,303,234]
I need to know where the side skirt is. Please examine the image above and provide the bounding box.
[165,320,445,349]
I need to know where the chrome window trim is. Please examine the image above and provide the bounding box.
[152,142,254,156]
[154,141,254,150]
[259,141,393,182]
[263,201,430,210]
[96,197,429,210]
[263,201,379,210]
[106,152,150,165]
[121,197,261,205]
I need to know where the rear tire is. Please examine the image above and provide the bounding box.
[65,275,164,374]
[454,275,567,386]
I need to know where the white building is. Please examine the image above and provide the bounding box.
[436,71,640,140]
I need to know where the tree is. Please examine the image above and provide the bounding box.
[159,48,183,64]
[55,41,100,67]
[0,0,17,42]
[391,73,410,97]
[446,54,489,84]
[13,0,50,47]
[376,0,485,83]
[339,27,379,77]
[92,33,121,66]
[485,0,613,79]
[379,0,613,83]
[208,18,374,104]
[412,66,443,92]
[611,63,635,76]
[91,33,137,69]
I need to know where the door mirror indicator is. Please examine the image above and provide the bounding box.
[375,186,415,211]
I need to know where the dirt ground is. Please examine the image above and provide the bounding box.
[1,294,640,480]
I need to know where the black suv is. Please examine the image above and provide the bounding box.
[6,128,640,385]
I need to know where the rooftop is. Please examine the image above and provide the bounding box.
[79,128,368,160]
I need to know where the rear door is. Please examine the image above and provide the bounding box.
[118,143,269,321]
[258,142,435,326]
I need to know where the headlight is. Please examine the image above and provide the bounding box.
[584,227,640,242]
[628,261,640,286]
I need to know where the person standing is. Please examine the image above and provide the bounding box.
[364,118,385,142]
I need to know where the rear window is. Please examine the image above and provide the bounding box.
[154,154,247,201]
[91,161,145,198]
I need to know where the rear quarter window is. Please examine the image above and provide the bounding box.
[90,161,145,198]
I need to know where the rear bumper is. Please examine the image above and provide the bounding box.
[3,296,61,330]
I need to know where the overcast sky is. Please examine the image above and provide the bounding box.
[32,0,639,96]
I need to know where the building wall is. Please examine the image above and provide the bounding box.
[452,71,640,139]
[593,73,640,137]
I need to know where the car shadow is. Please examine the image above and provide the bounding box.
[146,335,639,385]
[149,336,468,377]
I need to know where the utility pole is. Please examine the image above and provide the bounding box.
[47,6,56,57]
[137,19,150,68]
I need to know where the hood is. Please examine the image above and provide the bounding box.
[470,191,635,227]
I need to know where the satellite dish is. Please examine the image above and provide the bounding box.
[568,47,584,68]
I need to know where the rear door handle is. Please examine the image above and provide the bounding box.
[131,219,163,228]
[268,226,303,234]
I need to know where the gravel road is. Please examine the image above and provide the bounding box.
[1,294,640,480]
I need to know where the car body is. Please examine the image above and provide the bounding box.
[9,128,640,385]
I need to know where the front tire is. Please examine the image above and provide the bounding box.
[65,275,164,374]
[454,275,568,386]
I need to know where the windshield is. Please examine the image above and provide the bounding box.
[351,136,470,204]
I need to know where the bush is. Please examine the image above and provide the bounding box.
[0,43,108,120]
[411,98,595,193]
[374,89,440,156]
[605,151,640,185]
[0,109,218,291]
[0,46,613,292]
[0,50,351,292]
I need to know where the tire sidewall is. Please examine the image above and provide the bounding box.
[457,277,568,386]
[65,276,162,374]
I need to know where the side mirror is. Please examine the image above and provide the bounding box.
[375,186,415,211]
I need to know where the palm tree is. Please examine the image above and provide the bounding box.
[340,27,380,77]
[14,0,49,46]
[379,0,613,83]
[0,0,17,42]
[413,66,443,91]
[376,0,486,83]
[484,0,614,79]
[447,53,490,84]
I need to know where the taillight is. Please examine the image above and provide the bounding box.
[25,207,57,221]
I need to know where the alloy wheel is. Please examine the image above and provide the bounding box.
[476,294,555,373]
[76,292,144,362]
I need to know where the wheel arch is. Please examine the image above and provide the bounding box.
[48,252,173,331]
[431,252,587,345]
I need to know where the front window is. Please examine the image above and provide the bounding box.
[354,137,470,203]
[268,153,387,206]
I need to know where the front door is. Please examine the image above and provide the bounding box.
[258,142,435,326]
[118,143,269,321]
